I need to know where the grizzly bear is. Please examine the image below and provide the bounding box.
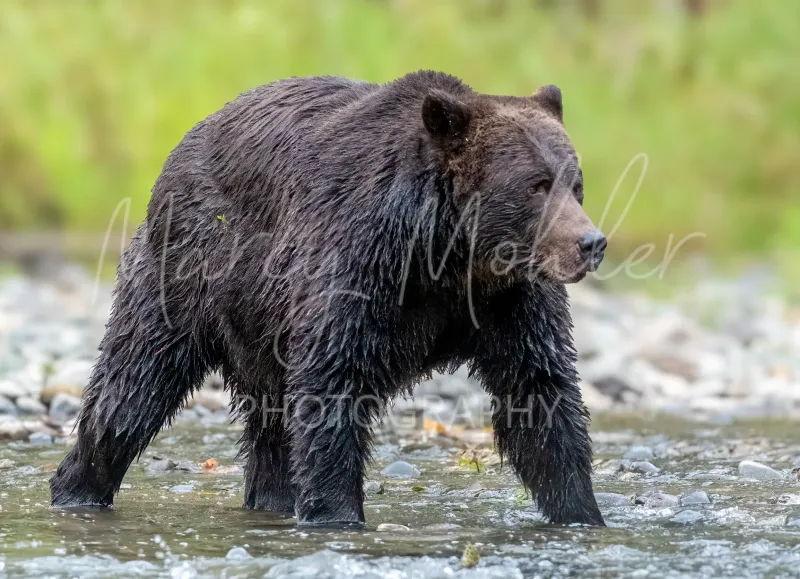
[51,71,607,527]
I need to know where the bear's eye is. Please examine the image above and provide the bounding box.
[528,180,552,196]
[573,182,584,205]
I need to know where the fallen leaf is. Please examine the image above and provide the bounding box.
[423,418,447,435]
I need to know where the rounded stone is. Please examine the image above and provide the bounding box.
[680,491,711,506]
[381,461,421,479]
[738,460,783,481]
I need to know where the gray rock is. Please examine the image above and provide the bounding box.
[594,459,627,477]
[630,461,661,475]
[671,510,703,524]
[624,446,655,460]
[381,461,420,479]
[376,523,410,532]
[0,379,28,401]
[48,393,82,424]
[176,460,203,473]
[28,432,53,446]
[15,396,47,416]
[364,480,384,497]
[0,395,18,416]
[643,492,679,508]
[0,417,27,440]
[680,491,711,506]
[738,460,783,481]
[594,492,632,507]
[776,494,800,505]
[225,547,252,560]
[146,458,179,475]
[169,484,194,493]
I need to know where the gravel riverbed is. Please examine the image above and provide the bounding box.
[1,265,798,438]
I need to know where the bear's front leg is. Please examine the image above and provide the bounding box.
[286,368,378,527]
[470,282,604,526]
[283,288,384,528]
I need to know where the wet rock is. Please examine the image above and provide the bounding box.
[15,396,46,416]
[0,379,28,400]
[630,461,661,475]
[738,460,783,481]
[0,418,27,440]
[28,431,53,446]
[376,523,410,532]
[225,546,252,560]
[594,492,632,507]
[756,515,786,527]
[0,395,18,416]
[671,510,703,524]
[594,459,627,477]
[640,491,679,508]
[381,461,420,479]
[776,494,800,505]
[680,491,711,506]
[364,480,384,497]
[146,458,178,475]
[176,460,203,473]
[48,393,82,424]
[169,484,194,493]
[624,446,655,460]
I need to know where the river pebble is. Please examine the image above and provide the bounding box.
[630,461,661,475]
[738,460,783,481]
[671,510,704,524]
[0,395,17,416]
[48,393,82,424]
[381,461,420,479]
[680,491,711,506]
[28,432,52,446]
[225,547,252,560]
[594,492,632,506]
[376,523,410,532]
[15,396,46,416]
[641,492,679,508]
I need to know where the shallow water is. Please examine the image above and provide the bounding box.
[2,415,800,578]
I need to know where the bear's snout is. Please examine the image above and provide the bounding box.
[577,231,607,272]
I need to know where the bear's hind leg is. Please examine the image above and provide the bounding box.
[50,260,216,507]
[241,406,295,515]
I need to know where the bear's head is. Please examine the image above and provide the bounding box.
[422,85,606,284]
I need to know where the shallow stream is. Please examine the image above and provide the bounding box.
[2,415,800,578]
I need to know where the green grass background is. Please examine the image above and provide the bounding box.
[1,0,798,277]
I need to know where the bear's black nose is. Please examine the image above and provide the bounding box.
[578,231,607,271]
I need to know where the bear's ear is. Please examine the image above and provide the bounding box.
[422,90,471,140]
[532,84,563,123]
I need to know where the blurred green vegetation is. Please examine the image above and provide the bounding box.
[0,0,798,265]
